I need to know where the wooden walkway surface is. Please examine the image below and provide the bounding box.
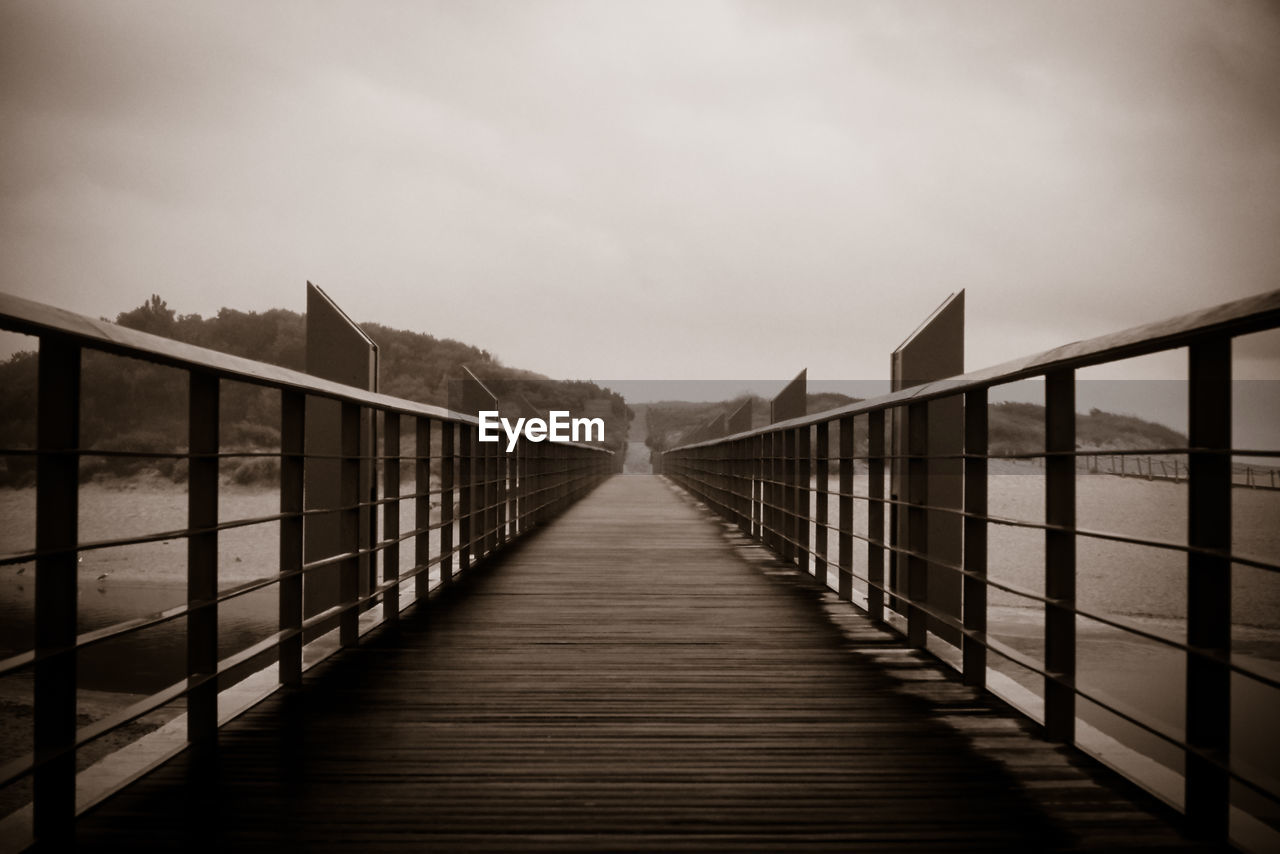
[75,475,1214,852]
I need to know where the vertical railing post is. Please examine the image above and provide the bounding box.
[279,390,304,686]
[723,443,730,519]
[837,415,854,602]
[550,443,561,515]
[537,437,548,525]
[783,428,797,565]
[545,442,555,517]
[475,425,485,563]
[382,412,400,624]
[415,418,432,599]
[496,438,508,545]
[815,422,828,588]
[527,437,540,526]
[798,425,811,578]
[33,336,79,844]
[484,431,496,556]
[440,421,455,586]
[188,370,220,740]
[1044,369,1076,743]
[774,431,782,556]
[752,435,761,539]
[513,438,524,534]
[1186,337,1231,838]
[906,401,929,648]
[458,423,473,573]
[558,443,568,512]
[768,432,779,555]
[867,410,885,623]
[962,389,988,688]
[722,440,731,519]
[338,402,360,647]
[762,434,771,548]
[734,439,741,530]
[496,435,506,544]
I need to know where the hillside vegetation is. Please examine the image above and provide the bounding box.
[644,396,1188,459]
[0,295,630,485]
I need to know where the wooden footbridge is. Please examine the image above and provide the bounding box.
[1,289,1279,851]
[71,476,1204,851]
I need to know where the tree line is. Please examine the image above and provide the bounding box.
[0,295,631,485]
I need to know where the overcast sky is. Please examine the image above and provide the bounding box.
[3,0,1280,393]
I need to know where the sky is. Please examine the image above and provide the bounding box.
[3,0,1280,403]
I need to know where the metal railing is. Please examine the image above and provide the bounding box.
[0,291,613,846]
[660,288,1280,844]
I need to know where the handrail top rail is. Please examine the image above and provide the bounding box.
[668,287,1280,451]
[0,290,612,453]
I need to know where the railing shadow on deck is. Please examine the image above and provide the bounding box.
[660,288,1280,850]
[0,292,612,850]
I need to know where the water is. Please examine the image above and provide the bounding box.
[0,480,447,691]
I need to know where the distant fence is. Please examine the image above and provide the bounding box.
[661,289,1280,844]
[1084,453,1280,490]
[0,292,612,847]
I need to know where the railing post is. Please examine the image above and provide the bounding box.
[962,389,987,688]
[440,421,455,586]
[558,443,568,512]
[539,437,549,525]
[496,437,508,545]
[486,431,497,554]
[762,435,773,547]
[798,425,811,578]
[416,418,432,598]
[734,441,740,529]
[1044,369,1076,743]
[724,440,733,520]
[33,336,79,844]
[528,437,540,526]
[762,433,772,550]
[784,428,797,565]
[458,423,472,573]
[188,370,220,741]
[551,443,562,515]
[279,390,304,687]
[475,428,486,557]
[382,412,400,624]
[723,440,730,520]
[513,438,524,534]
[838,415,854,602]
[867,410,885,622]
[339,401,360,647]
[752,435,762,539]
[545,442,555,517]
[815,422,828,587]
[1186,337,1231,838]
[774,431,784,553]
[906,401,929,648]
[773,432,783,553]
